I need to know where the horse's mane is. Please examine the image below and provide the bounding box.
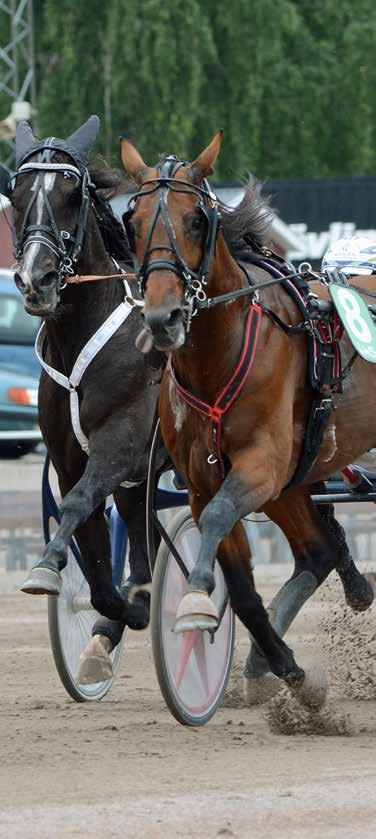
[220,177,274,260]
[89,161,133,264]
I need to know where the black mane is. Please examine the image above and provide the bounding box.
[89,162,133,264]
[219,177,274,261]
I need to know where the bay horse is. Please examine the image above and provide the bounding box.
[120,132,375,706]
[5,118,165,683]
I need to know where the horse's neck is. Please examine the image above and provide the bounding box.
[172,237,248,400]
[44,213,123,369]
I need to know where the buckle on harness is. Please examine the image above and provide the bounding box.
[315,397,332,416]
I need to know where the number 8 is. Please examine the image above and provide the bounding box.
[336,288,372,344]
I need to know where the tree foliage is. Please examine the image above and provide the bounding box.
[1,0,376,179]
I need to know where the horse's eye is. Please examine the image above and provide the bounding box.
[191,215,203,231]
[186,214,205,239]
[67,188,81,206]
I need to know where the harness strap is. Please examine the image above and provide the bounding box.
[65,272,137,284]
[35,300,134,453]
[17,162,81,178]
[168,304,262,480]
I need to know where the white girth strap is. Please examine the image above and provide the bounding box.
[35,299,134,454]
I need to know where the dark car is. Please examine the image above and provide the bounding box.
[0,269,42,457]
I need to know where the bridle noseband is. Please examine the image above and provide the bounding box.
[123,156,221,320]
[11,141,94,286]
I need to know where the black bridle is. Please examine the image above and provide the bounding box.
[11,142,93,285]
[123,156,221,318]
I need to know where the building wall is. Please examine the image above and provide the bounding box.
[265,176,376,265]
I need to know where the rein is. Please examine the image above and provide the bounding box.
[65,271,137,284]
[126,159,376,320]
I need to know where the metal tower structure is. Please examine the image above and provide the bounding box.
[0,0,35,166]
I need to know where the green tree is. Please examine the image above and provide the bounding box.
[106,0,216,164]
[3,0,376,180]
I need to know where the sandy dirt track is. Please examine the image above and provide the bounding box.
[1,566,376,839]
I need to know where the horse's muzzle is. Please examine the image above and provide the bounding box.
[15,269,60,316]
[143,304,185,351]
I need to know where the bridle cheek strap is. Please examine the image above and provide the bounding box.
[125,157,221,315]
[12,158,90,282]
[167,303,262,481]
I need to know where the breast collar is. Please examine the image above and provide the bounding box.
[168,303,262,481]
[35,278,137,463]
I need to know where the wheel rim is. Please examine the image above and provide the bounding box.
[159,519,234,720]
[56,551,122,699]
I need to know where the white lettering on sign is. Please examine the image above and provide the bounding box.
[288,222,376,261]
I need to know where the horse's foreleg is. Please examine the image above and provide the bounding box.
[89,481,153,660]
[78,476,164,685]
[21,457,143,623]
[177,467,325,705]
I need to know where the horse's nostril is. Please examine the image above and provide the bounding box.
[14,272,25,291]
[167,308,183,327]
[38,270,58,289]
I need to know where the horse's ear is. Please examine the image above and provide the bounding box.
[15,120,37,167]
[0,164,11,198]
[190,131,223,183]
[120,138,148,184]
[67,115,100,162]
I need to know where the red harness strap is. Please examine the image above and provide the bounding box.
[167,304,262,480]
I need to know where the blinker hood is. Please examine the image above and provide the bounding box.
[15,114,100,172]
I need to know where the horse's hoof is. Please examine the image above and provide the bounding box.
[290,664,328,710]
[345,573,374,613]
[20,566,62,596]
[243,673,282,706]
[77,635,113,685]
[174,591,219,634]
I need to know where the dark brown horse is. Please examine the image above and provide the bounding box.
[6,118,166,683]
[120,132,374,706]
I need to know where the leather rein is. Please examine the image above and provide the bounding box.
[65,270,136,284]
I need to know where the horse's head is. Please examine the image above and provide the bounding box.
[121,132,222,352]
[9,116,100,316]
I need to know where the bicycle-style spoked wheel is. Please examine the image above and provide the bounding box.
[151,509,235,726]
[48,548,125,702]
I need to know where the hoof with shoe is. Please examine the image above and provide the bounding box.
[174,590,219,634]
[76,635,113,685]
[243,672,282,706]
[20,566,62,596]
[290,663,328,710]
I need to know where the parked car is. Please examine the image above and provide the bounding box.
[0,269,42,457]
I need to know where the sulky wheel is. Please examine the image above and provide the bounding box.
[48,546,125,702]
[150,509,235,726]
